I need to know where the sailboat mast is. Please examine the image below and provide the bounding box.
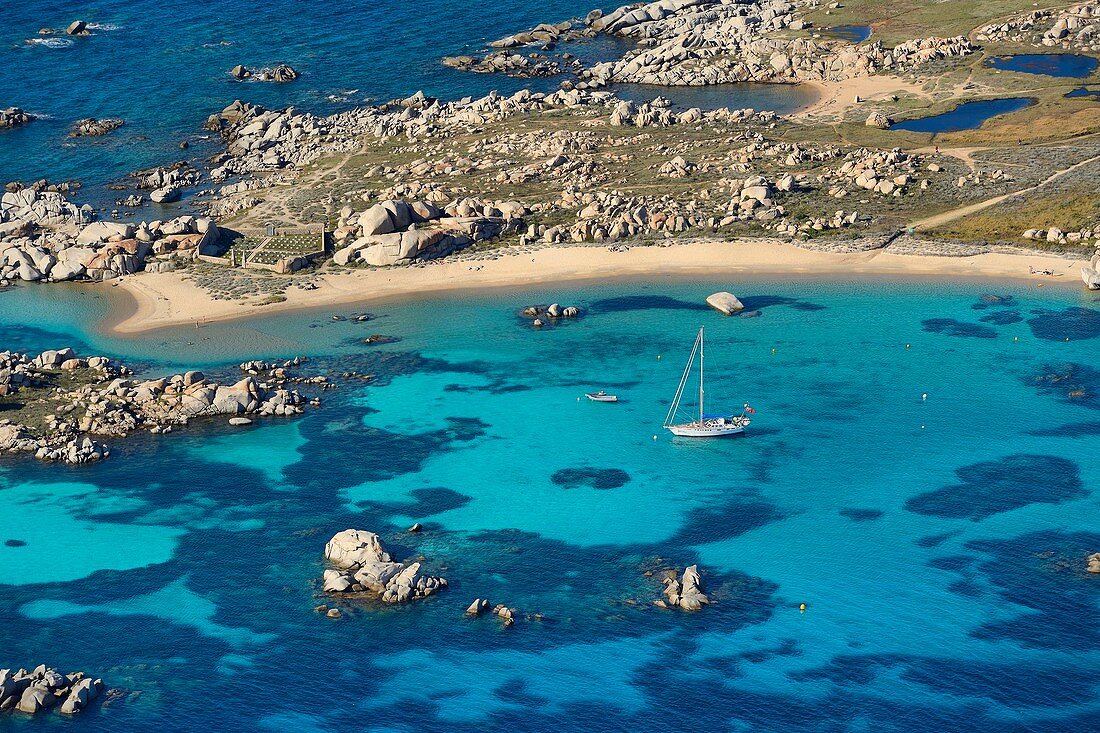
[698,327,704,423]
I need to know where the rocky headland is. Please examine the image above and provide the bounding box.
[0,349,316,463]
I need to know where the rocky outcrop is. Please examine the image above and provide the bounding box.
[322,529,447,604]
[69,118,124,137]
[661,564,709,611]
[331,197,525,267]
[865,112,894,129]
[65,21,88,36]
[150,186,181,203]
[1088,552,1100,573]
[707,291,745,315]
[1,188,87,228]
[0,348,313,463]
[0,665,103,716]
[0,107,36,130]
[585,1,975,87]
[1082,253,1100,290]
[229,64,300,82]
[0,212,220,283]
[978,2,1100,51]
[443,52,571,78]
[520,302,580,324]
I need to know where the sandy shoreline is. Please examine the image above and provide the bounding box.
[103,239,1090,336]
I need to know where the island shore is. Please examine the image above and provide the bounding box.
[105,239,1088,335]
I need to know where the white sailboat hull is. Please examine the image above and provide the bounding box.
[666,417,749,437]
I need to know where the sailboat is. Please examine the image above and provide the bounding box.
[663,326,753,437]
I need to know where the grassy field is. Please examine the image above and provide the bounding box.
[804,0,1042,45]
[929,185,1100,247]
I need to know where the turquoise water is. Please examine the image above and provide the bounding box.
[2,277,1100,730]
[986,54,1100,78]
[892,98,1036,133]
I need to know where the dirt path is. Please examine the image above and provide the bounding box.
[909,152,1100,231]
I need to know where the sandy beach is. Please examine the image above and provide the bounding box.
[105,239,1089,335]
[794,76,931,119]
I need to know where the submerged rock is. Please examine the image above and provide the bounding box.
[69,118,125,137]
[1088,553,1100,573]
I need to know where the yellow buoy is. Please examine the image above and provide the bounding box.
[799,603,806,613]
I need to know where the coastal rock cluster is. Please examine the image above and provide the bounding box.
[583,0,975,86]
[1023,224,1100,247]
[0,665,103,716]
[332,198,526,267]
[0,213,220,284]
[0,107,36,130]
[230,64,300,82]
[69,117,125,138]
[522,302,580,327]
[466,599,521,626]
[443,51,573,78]
[0,348,312,463]
[659,564,709,611]
[322,530,448,603]
[977,2,1100,51]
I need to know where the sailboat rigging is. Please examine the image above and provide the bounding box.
[663,326,753,437]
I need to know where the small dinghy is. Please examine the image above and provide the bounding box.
[585,391,618,402]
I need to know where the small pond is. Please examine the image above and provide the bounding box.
[823,25,873,43]
[613,82,819,114]
[985,54,1099,78]
[892,97,1036,134]
[1066,87,1100,99]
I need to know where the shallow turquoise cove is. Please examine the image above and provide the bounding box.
[1,277,1099,730]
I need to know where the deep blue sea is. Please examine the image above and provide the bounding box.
[2,276,1100,731]
[0,0,813,208]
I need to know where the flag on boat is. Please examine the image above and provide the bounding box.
[744,405,756,414]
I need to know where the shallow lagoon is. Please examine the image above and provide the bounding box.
[1,277,1099,730]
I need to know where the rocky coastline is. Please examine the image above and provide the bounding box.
[0,348,317,464]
